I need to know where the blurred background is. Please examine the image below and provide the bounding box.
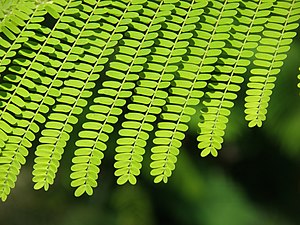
[1,20,300,225]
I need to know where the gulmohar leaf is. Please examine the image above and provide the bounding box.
[0,0,299,201]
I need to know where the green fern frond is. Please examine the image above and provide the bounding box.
[32,0,128,192]
[0,0,82,201]
[116,0,206,185]
[149,0,208,183]
[0,0,36,35]
[70,0,149,197]
[195,0,239,158]
[150,0,239,181]
[114,0,176,185]
[197,0,275,158]
[245,0,300,127]
[70,0,175,193]
[0,0,299,201]
[0,0,47,75]
[0,0,58,45]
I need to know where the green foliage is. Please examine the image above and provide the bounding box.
[0,0,299,201]
[245,0,300,127]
